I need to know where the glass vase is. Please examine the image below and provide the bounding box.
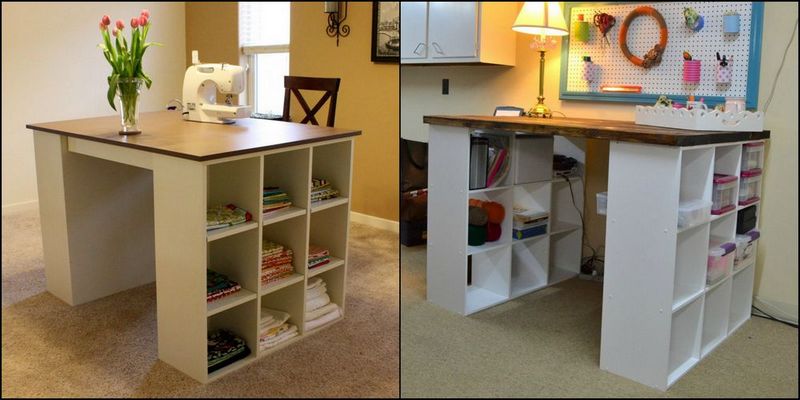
[116,78,143,135]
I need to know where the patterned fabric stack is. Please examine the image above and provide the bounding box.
[262,187,292,215]
[308,244,331,270]
[310,178,339,203]
[207,329,251,373]
[207,204,252,231]
[261,240,295,287]
[305,277,341,331]
[259,308,298,351]
[207,269,242,303]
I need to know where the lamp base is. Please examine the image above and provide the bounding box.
[527,102,552,118]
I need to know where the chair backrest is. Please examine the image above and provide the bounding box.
[282,76,341,127]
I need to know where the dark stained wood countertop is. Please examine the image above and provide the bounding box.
[27,111,361,161]
[423,115,769,146]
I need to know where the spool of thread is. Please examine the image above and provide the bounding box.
[482,202,505,224]
[573,14,590,42]
[468,206,488,226]
[468,224,487,246]
[683,60,701,83]
[486,222,501,242]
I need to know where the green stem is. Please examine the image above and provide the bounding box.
[118,80,140,129]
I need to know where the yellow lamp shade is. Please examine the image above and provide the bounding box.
[512,2,568,36]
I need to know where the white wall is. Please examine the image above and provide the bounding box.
[1,2,186,212]
[401,2,798,320]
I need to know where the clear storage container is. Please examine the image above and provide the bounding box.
[738,169,762,205]
[711,174,737,215]
[596,191,607,215]
[734,230,760,267]
[678,199,712,229]
[741,142,764,172]
[707,241,735,284]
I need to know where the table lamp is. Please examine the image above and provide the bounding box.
[512,2,568,118]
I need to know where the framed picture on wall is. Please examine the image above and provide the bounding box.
[371,1,399,63]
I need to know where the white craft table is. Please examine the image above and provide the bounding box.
[27,111,359,383]
[423,115,769,390]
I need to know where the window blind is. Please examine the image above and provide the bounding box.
[239,2,291,50]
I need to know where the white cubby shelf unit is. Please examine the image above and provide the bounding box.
[601,140,764,391]
[428,126,586,316]
[200,139,353,382]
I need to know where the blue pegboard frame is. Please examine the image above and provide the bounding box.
[558,2,764,110]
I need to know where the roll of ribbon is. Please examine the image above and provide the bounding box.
[683,60,701,83]
[486,223,501,242]
[468,224,487,246]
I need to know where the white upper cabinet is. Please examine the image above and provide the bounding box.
[401,2,517,66]
[400,2,428,59]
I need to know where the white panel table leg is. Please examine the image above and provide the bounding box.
[601,141,682,391]
[32,131,155,305]
[427,125,470,315]
[152,155,208,382]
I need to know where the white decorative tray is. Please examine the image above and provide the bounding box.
[635,106,765,132]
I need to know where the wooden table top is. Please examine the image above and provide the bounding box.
[27,111,361,161]
[423,115,770,146]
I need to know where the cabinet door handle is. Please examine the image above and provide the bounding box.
[431,42,444,55]
[413,42,426,55]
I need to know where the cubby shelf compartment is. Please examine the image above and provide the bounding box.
[308,256,345,278]
[549,228,581,286]
[260,273,305,296]
[701,277,732,358]
[737,200,759,211]
[466,246,510,314]
[673,223,709,311]
[262,207,307,226]
[207,299,258,382]
[310,197,349,213]
[207,289,258,317]
[510,236,549,298]
[468,241,509,256]
[207,221,259,242]
[667,296,703,387]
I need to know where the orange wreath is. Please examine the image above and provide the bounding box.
[619,6,668,68]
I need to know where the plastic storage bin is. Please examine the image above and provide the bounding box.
[738,169,762,205]
[734,230,760,267]
[596,191,607,215]
[741,142,764,172]
[707,241,735,284]
[678,199,712,229]
[711,174,737,215]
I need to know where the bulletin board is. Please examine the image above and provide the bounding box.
[559,2,764,109]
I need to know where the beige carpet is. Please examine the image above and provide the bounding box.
[401,244,798,398]
[1,209,399,398]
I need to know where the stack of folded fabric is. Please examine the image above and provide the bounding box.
[259,308,298,351]
[305,277,341,331]
[262,187,292,215]
[261,240,295,287]
[207,269,242,303]
[207,329,251,373]
[307,244,331,270]
[207,204,252,231]
[310,178,339,203]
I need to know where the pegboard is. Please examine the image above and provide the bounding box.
[559,2,764,108]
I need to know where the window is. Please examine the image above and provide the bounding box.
[239,2,291,117]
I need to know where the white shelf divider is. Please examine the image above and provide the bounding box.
[308,256,345,278]
[262,206,307,226]
[260,273,304,296]
[207,289,257,317]
[310,197,349,213]
[207,221,259,242]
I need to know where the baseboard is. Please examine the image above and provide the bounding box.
[1,199,39,216]
[350,211,399,233]
[753,296,799,324]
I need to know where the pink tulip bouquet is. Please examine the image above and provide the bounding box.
[98,10,161,133]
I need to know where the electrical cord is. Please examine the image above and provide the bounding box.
[762,18,797,113]
[557,171,604,276]
[752,305,798,328]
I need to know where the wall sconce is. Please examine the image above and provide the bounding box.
[324,2,350,46]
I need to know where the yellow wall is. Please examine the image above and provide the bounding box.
[185,2,239,67]
[401,3,798,317]
[290,2,399,222]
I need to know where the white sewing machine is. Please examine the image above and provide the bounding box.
[182,50,251,124]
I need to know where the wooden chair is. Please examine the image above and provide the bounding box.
[282,76,341,127]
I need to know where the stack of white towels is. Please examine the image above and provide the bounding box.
[305,277,341,331]
[259,308,298,351]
